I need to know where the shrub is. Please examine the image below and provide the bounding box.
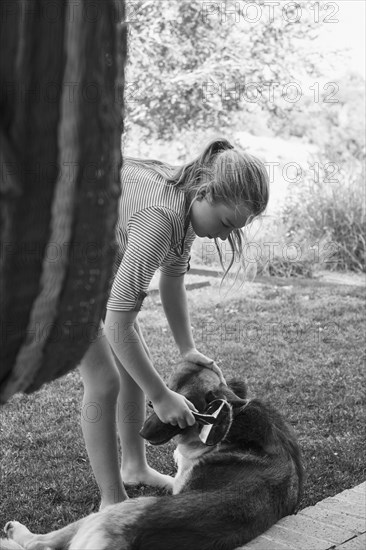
[281,158,365,272]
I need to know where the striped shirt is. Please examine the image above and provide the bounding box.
[106,160,196,312]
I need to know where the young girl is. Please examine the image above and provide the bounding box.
[79,138,269,508]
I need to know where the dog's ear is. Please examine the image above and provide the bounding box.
[204,379,247,403]
[227,378,248,399]
[224,399,270,449]
[139,412,183,445]
[205,380,248,407]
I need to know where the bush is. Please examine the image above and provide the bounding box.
[281,159,365,272]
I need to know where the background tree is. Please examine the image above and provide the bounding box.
[0,0,126,402]
[125,0,327,140]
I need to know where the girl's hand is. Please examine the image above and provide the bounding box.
[152,388,197,429]
[181,348,226,385]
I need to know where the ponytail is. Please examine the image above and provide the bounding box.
[199,138,234,163]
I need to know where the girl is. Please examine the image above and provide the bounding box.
[80,138,269,508]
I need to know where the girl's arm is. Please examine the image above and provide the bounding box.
[159,272,195,356]
[159,272,226,383]
[104,309,196,428]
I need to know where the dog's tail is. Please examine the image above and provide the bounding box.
[130,483,281,550]
[0,539,25,550]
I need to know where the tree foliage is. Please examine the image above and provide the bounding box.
[125,0,325,140]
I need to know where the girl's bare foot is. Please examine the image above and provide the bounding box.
[121,465,174,491]
[99,483,129,511]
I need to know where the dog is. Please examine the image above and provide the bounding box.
[3,361,303,550]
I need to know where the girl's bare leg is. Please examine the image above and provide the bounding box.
[115,321,174,489]
[79,329,128,509]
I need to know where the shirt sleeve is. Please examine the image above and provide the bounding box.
[159,224,196,277]
[106,207,174,312]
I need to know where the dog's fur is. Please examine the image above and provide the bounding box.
[3,361,303,550]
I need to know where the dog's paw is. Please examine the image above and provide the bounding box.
[2,522,26,550]
[4,523,17,539]
[3,522,34,547]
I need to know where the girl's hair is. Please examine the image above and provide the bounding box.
[126,138,269,282]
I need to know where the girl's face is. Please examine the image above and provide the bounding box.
[190,197,250,240]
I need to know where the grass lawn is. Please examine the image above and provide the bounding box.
[0,276,365,533]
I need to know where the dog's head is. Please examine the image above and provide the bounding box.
[140,361,303,511]
[139,361,249,446]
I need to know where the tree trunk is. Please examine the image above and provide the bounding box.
[0,0,126,403]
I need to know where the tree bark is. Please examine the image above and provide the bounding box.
[0,0,126,402]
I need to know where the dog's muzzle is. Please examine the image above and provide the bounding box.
[139,399,233,446]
